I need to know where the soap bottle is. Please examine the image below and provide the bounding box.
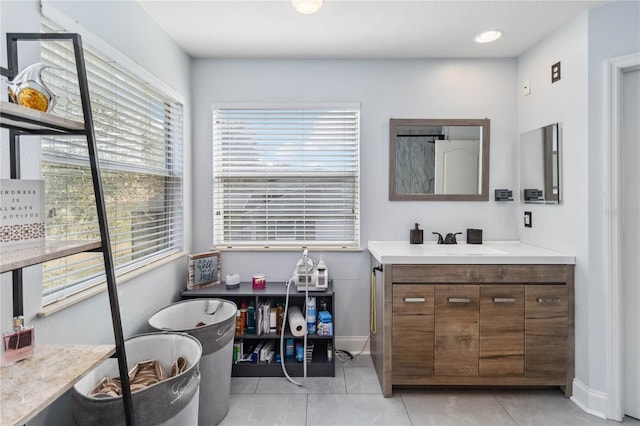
[410,223,423,244]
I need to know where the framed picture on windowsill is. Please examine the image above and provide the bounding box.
[187,250,221,290]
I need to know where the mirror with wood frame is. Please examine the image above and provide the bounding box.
[389,118,490,201]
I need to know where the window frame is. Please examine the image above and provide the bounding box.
[212,103,361,251]
[38,13,185,306]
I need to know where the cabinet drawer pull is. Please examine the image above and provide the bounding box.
[493,297,516,303]
[448,297,470,304]
[404,297,426,303]
[537,297,561,304]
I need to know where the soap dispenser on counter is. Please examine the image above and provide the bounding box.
[410,223,423,244]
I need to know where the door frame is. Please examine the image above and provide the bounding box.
[605,51,640,421]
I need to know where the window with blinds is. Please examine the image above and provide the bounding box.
[40,21,184,304]
[212,106,360,249]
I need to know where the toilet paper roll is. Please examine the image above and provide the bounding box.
[287,306,307,337]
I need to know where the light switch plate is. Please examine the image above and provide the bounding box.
[552,61,561,83]
[524,211,532,228]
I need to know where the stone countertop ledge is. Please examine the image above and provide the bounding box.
[367,240,575,265]
[1,344,114,426]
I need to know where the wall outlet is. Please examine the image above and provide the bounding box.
[524,211,532,228]
[551,61,561,83]
[523,79,531,96]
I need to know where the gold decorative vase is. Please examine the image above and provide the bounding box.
[7,63,60,113]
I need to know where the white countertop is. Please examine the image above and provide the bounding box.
[367,241,575,265]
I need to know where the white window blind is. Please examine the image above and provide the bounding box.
[213,106,360,249]
[40,20,184,303]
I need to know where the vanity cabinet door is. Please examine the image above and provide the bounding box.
[434,285,479,376]
[479,285,525,376]
[392,285,434,380]
[525,285,568,378]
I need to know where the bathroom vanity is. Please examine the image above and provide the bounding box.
[368,241,575,398]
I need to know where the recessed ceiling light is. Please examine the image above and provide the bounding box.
[474,30,503,44]
[292,0,324,15]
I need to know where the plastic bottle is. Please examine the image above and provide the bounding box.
[286,338,294,358]
[295,341,304,362]
[276,303,284,334]
[307,296,317,335]
[246,304,256,334]
[240,301,247,334]
[234,310,242,336]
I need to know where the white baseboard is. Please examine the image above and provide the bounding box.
[334,336,370,355]
[571,378,608,419]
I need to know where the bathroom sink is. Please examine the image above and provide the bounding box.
[368,241,575,265]
[417,244,507,256]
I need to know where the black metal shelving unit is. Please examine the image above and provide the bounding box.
[1,33,134,426]
[181,281,336,378]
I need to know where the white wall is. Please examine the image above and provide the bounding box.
[517,12,590,391]
[0,1,192,424]
[192,58,519,342]
[518,0,640,416]
[587,0,640,411]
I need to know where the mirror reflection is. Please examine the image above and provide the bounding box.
[389,119,490,201]
[519,123,560,204]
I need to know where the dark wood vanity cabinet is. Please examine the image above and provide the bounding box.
[374,264,574,398]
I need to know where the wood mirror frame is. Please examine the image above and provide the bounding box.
[389,118,490,201]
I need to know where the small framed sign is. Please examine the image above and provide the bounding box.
[1,179,45,247]
[187,250,221,290]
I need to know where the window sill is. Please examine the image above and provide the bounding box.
[37,251,187,317]
[213,246,363,252]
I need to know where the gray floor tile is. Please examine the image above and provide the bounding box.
[344,367,382,394]
[401,390,517,425]
[223,354,634,426]
[336,353,374,368]
[230,376,259,394]
[255,368,346,394]
[218,393,307,426]
[307,394,411,426]
[495,389,619,426]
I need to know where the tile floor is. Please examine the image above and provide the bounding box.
[219,354,640,426]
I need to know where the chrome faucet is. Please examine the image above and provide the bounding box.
[433,232,462,244]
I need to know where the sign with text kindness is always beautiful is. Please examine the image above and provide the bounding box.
[1,180,45,246]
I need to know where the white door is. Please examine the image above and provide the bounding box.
[434,139,479,194]
[621,67,640,420]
